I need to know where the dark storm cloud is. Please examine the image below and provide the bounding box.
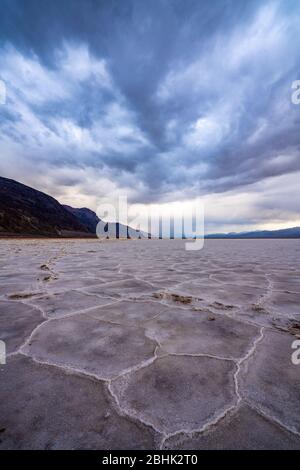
[0,0,300,216]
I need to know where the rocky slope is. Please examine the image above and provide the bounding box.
[0,176,91,237]
[63,206,100,234]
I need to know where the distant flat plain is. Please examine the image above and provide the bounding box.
[0,239,299,449]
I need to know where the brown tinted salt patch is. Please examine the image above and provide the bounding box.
[0,284,39,297]
[151,283,265,315]
[7,291,45,300]
[152,292,194,305]
[270,315,300,336]
[183,283,266,308]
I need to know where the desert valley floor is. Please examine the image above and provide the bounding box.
[0,238,299,449]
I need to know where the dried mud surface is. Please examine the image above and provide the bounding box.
[0,239,299,449]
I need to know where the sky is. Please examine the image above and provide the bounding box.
[0,0,300,233]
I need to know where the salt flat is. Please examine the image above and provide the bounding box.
[0,239,299,449]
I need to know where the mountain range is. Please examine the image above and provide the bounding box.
[0,176,299,238]
[0,176,145,238]
[205,227,300,238]
[0,176,91,237]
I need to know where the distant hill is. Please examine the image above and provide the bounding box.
[0,176,91,237]
[0,176,148,238]
[206,227,300,239]
[3,176,297,239]
[64,205,149,238]
[63,205,100,234]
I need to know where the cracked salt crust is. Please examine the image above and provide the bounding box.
[0,238,300,449]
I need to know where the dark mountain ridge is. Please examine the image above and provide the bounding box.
[0,176,92,237]
[63,205,100,234]
[1,176,299,239]
[0,176,147,238]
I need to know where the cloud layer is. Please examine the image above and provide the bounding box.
[0,0,300,231]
